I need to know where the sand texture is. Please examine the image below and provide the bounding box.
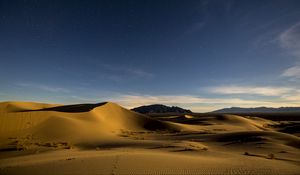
[0,101,299,175]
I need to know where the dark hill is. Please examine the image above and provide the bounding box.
[132,104,192,114]
[212,107,300,113]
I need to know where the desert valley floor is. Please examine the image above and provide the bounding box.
[0,102,299,175]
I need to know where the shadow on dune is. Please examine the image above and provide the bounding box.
[17,102,107,113]
[209,131,300,149]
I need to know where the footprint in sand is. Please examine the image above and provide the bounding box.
[110,155,120,175]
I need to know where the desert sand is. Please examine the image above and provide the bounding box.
[0,101,299,175]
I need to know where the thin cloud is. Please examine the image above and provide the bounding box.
[281,89,300,101]
[207,85,292,96]
[281,95,300,101]
[279,21,300,79]
[279,21,300,56]
[107,94,291,112]
[126,69,154,79]
[101,64,154,79]
[281,65,300,78]
[115,95,205,106]
[16,82,70,93]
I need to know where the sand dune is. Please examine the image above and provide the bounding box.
[0,101,299,175]
[0,102,181,149]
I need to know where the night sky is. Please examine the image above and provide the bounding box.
[1,0,300,112]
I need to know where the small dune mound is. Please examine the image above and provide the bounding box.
[184,115,194,119]
[210,114,277,131]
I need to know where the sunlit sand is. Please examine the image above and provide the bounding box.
[0,101,299,174]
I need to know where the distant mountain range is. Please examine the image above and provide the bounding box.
[132,104,192,114]
[132,105,300,114]
[212,107,300,113]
